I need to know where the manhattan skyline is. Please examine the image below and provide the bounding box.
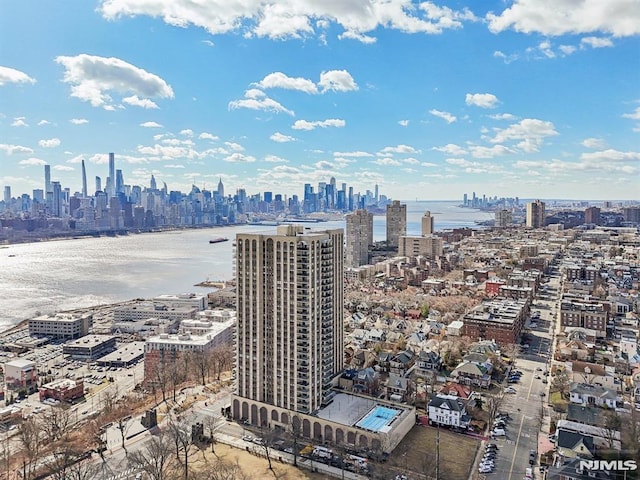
[1,1,639,201]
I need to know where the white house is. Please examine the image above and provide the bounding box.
[427,394,470,428]
[569,383,619,409]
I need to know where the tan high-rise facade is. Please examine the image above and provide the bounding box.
[386,200,406,248]
[233,225,344,415]
[346,209,373,267]
[421,211,434,235]
[526,200,545,228]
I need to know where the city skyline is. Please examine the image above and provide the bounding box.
[1,1,639,200]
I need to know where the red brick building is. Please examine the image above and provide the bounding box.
[462,300,527,345]
[39,378,84,402]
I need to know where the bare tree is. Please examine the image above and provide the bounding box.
[18,417,42,480]
[211,344,233,382]
[44,444,89,480]
[191,350,211,387]
[191,458,251,480]
[599,410,622,451]
[115,414,134,455]
[41,406,72,442]
[166,414,193,480]
[128,432,175,480]
[64,457,101,480]
[203,415,224,456]
[486,390,506,433]
[551,369,571,399]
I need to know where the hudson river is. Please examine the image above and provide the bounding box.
[0,201,492,330]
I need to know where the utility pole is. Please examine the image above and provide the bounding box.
[435,424,440,480]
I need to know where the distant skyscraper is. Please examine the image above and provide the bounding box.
[51,181,62,217]
[3,186,11,209]
[346,209,373,267]
[232,225,344,416]
[584,206,601,225]
[44,164,51,195]
[95,176,102,193]
[386,200,407,248]
[108,153,115,198]
[115,169,124,194]
[150,175,157,190]
[526,200,546,228]
[81,160,88,197]
[217,177,224,198]
[421,211,434,235]
[495,209,512,228]
[374,184,379,203]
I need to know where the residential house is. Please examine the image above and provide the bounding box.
[353,367,379,396]
[546,458,611,480]
[438,382,472,400]
[385,373,409,402]
[427,394,471,429]
[569,383,619,409]
[568,361,617,391]
[451,360,492,388]
[556,430,595,459]
[416,350,442,374]
[389,350,415,375]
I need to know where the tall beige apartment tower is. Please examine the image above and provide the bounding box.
[232,225,344,416]
[386,200,406,248]
[526,200,546,228]
[421,211,434,235]
[346,209,373,267]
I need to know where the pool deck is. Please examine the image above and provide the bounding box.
[315,393,378,426]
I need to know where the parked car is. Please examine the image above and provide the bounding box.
[492,428,506,436]
[479,466,493,473]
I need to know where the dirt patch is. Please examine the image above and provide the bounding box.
[378,425,480,480]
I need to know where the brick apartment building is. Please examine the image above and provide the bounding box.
[462,300,527,345]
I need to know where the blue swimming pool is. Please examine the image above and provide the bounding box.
[355,405,401,432]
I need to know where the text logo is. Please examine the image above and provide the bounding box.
[579,460,638,472]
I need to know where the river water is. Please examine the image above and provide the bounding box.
[0,201,492,330]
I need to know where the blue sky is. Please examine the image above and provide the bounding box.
[1,0,639,201]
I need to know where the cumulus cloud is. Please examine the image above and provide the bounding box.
[100,0,476,41]
[53,165,74,171]
[318,70,358,92]
[165,164,185,168]
[374,158,402,166]
[465,93,499,108]
[270,132,296,143]
[338,31,377,43]
[488,113,517,121]
[224,153,256,163]
[398,119,409,126]
[123,94,159,109]
[70,118,89,125]
[0,66,36,86]
[224,141,244,151]
[580,149,640,162]
[199,132,219,140]
[19,158,46,166]
[0,144,34,155]
[255,72,318,94]
[468,144,512,158]
[37,120,50,126]
[491,118,558,152]
[11,117,28,127]
[582,137,606,149]
[581,36,614,48]
[265,154,288,163]
[333,151,373,157]
[55,54,173,109]
[228,88,294,115]
[429,109,457,123]
[622,106,640,120]
[180,129,194,137]
[291,118,345,130]
[379,145,418,155]
[486,0,640,37]
[432,144,467,156]
[140,121,163,128]
[38,138,61,148]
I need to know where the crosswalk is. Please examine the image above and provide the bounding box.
[104,467,139,480]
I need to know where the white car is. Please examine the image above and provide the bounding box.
[479,466,493,473]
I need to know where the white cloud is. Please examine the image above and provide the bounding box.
[265,154,288,163]
[100,0,476,40]
[493,50,518,64]
[270,132,296,143]
[429,109,457,123]
[491,118,558,152]
[318,70,358,92]
[559,45,577,55]
[199,132,219,140]
[468,144,512,158]
[140,121,163,128]
[622,107,640,120]
[53,165,74,171]
[580,149,640,162]
[379,144,419,155]
[123,94,159,109]
[488,113,517,121]
[55,54,173,109]
[581,36,614,48]
[224,141,244,151]
[432,144,467,156]
[291,118,345,130]
[398,119,409,126]
[256,72,318,94]
[19,158,46,166]
[37,120,50,126]
[38,138,61,148]
[0,144,34,155]
[582,137,606,149]
[487,0,640,37]
[224,153,256,163]
[374,158,402,166]
[70,118,89,125]
[11,117,28,127]
[201,40,214,47]
[338,31,377,44]
[165,164,185,168]
[0,66,36,86]
[465,93,499,108]
[228,89,294,116]
[180,129,194,137]
[403,158,420,164]
[333,151,373,157]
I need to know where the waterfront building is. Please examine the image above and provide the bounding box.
[345,209,373,267]
[386,200,406,248]
[153,293,207,311]
[29,313,92,339]
[113,303,197,322]
[421,211,434,235]
[4,358,37,394]
[526,199,546,228]
[62,335,117,361]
